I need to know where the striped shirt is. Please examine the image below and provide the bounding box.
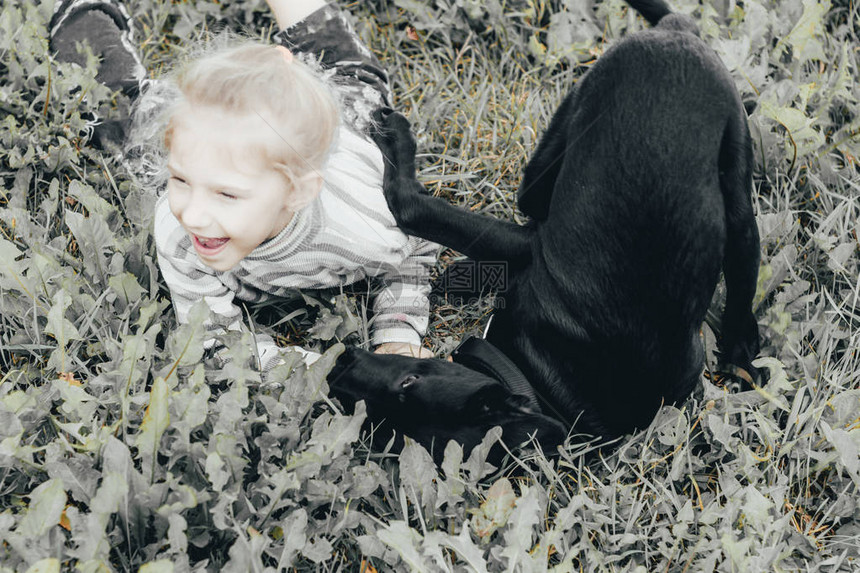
[155,126,437,369]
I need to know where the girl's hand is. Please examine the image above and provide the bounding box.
[374,342,434,359]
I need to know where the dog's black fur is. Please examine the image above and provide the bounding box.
[329,0,761,458]
[329,349,569,456]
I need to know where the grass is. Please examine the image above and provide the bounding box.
[0,0,858,570]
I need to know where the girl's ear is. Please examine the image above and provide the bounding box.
[286,173,323,211]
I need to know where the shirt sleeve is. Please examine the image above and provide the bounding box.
[370,236,438,347]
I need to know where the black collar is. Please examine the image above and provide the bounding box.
[451,334,573,426]
[451,336,541,412]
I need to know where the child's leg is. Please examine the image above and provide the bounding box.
[50,0,146,148]
[274,3,393,134]
[265,0,328,30]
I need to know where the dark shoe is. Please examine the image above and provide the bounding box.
[50,0,146,149]
[50,0,145,95]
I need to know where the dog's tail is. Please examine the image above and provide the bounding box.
[625,0,672,26]
[626,0,699,35]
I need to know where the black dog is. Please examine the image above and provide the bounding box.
[328,347,569,457]
[329,0,760,458]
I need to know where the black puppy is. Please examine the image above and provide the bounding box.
[330,0,760,456]
[329,348,568,458]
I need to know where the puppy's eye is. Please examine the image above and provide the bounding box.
[400,375,419,389]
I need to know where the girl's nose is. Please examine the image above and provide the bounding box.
[179,191,213,229]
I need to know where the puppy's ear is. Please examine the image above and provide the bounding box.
[505,393,538,414]
[464,385,507,416]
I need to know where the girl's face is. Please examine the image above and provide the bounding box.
[166,107,313,271]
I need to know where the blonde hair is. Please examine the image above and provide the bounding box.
[128,35,339,191]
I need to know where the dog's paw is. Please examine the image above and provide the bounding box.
[714,344,762,391]
[370,108,417,172]
[713,361,761,391]
[368,108,428,226]
[370,107,394,143]
[715,311,762,389]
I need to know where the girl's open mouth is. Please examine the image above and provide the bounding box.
[193,235,229,255]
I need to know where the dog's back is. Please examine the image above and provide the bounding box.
[505,2,754,436]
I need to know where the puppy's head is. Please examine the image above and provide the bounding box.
[328,346,567,461]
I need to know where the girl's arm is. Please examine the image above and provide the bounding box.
[265,0,328,29]
[370,236,438,354]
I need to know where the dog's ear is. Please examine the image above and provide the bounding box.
[464,384,508,416]
[464,387,541,419]
[504,393,539,414]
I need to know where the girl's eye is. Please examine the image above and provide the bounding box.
[169,176,188,187]
[218,191,238,200]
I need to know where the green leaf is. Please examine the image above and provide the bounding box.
[500,486,542,563]
[223,527,268,572]
[462,427,502,482]
[376,521,429,571]
[399,438,438,511]
[428,522,488,573]
[333,294,360,339]
[167,513,188,555]
[115,321,162,437]
[45,288,81,354]
[0,238,33,296]
[821,423,860,486]
[138,560,174,573]
[276,509,308,569]
[53,377,97,421]
[65,209,116,285]
[707,415,739,449]
[302,536,334,564]
[825,242,856,273]
[17,478,66,538]
[303,401,367,466]
[165,300,208,368]
[741,485,774,533]
[0,401,25,441]
[391,0,439,30]
[782,0,830,64]
[205,452,230,492]
[546,6,601,64]
[24,560,60,573]
[170,365,210,443]
[76,472,129,562]
[135,377,170,482]
[437,441,465,508]
[651,405,686,447]
[308,307,342,341]
[90,472,128,517]
[758,97,826,161]
[67,180,117,221]
[472,478,516,538]
[721,532,753,569]
[108,272,146,306]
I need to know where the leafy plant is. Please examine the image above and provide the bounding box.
[1,0,858,571]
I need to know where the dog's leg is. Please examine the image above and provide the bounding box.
[371,109,532,262]
[717,113,761,385]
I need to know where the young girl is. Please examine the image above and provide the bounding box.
[51,0,437,370]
